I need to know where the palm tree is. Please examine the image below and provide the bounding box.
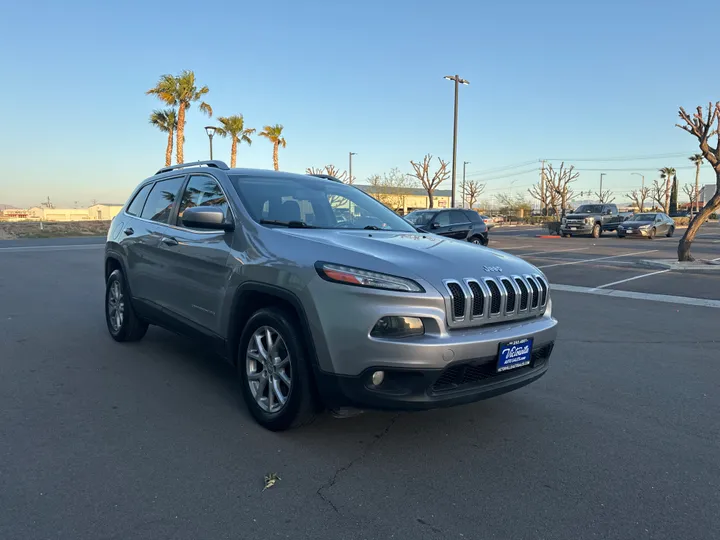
[259,124,286,171]
[149,109,177,166]
[146,70,212,164]
[689,154,703,213]
[216,115,256,167]
[658,167,676,213]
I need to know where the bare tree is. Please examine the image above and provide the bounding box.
[593,189,615,204]
[682,183,698,212]
[676,102,720,261]
[650,179,667,211]
[306,164,349,183]
[528,164,551,215]
[366,169,415,211]
[545,162,578,217]
[409,154,450,208]
[626,187,650,212]
[461,180,485,208]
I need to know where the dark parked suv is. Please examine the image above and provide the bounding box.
[404,208,489,245]
[104,161,557,430]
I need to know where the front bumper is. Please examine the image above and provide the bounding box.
[314,341,554,410]
[618,228,650,236]
[561,223,593,234]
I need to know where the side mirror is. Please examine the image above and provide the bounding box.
[182,206,234,231]
[431,222,441,229]
[605,209,612,215]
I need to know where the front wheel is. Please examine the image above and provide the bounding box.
[591,223,601,238]
[666,226,675,238]
[617,233,626,239]
[105,269,148,342]
[648,227,656,239]
[238,307,317,431]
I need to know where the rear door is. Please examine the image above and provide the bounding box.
[158,174,234,334]
[449,210,472,239]
[132,175,187,308]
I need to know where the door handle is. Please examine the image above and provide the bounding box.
[161,236,178,246]
[123,227,134,236]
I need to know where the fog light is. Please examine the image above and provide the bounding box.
[370,316,424,338]
[371,371,385,386]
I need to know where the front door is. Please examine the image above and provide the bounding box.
[158,174,234,335]
[430,211,453,237]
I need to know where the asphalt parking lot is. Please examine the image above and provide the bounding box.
[1,232,719,540]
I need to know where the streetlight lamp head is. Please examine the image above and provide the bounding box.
[205,126,216,138]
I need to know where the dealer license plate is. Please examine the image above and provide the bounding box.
[570,227,576,230]
[497,338,534,372]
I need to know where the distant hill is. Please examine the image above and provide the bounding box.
[0,204,16,211]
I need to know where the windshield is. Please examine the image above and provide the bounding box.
[404,211,436,226]
[228,174,416,232]
[574,205,604,214]
[632,213,656,221]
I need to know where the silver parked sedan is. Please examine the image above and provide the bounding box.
[617,212,675,239]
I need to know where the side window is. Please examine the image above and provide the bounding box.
[464,211,482,223]
[140,176,185,224]
[449,210,468,224]
[177,175,229,227]
[434,212,450,226]
[126,184,153,216]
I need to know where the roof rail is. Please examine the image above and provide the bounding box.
[308,173,343,183]
[155,160,230,175]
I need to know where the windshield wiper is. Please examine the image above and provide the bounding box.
[363,225,382,230]
[259,219,317,228]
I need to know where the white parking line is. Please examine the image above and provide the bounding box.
[494,245,533,250]
[551,283,720,309]
[537,249,659,269]
[593,269,670,289]
[0,244,104,253]
[518,247,590,257]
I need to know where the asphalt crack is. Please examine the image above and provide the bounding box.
[316,413,401,514]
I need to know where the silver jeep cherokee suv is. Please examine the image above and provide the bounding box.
[104,161,557,430]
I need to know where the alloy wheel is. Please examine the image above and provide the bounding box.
[107,280,124,333]
[246,326,292,413]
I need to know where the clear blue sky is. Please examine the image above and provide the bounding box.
[1,0,717,208]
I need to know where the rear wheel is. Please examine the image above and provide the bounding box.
[469,235,486,246]
[105,269,148,342]
[591,223,601,238]
[238,307,317,431]
[666,226,675,238]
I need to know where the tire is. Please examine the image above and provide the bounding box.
[666,226,675,238]
[105,269,148,342]
[469,235,485,245]
[591,223,601,238]
[617,233,625,239]
[561,232,570,238]
[238,307,317,431]
[648,227,656,240]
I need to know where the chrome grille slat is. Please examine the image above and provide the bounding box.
[445,274,549,327]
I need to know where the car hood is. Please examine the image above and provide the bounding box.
[620,220,653,227]
[277,229,542,280]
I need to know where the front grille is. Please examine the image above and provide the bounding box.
[515,278,529,310]
[468,281,484,317]
[486,280,502,314]
[447,282,465,319]
[444,274,549,327]
[431,343,554,393]
[501,279,516,312]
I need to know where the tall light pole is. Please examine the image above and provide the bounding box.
[462,161,470,208]
[349,152,357,184]
[444,75,469,208]
[599,173,606,202]
[205,126,217,160]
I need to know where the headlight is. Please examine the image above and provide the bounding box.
[316,262,424,292]
[585,217,594,223]
[561,217,567,224]
[639,224,650,229]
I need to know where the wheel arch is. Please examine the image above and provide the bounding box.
[227,282,319,369]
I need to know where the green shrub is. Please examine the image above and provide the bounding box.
[673,217,689,226]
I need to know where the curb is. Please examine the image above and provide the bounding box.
[535,235,563,239]
[638,259,720,272]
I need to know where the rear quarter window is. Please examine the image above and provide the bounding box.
[464,211,482,223]
[126,183,153,216]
